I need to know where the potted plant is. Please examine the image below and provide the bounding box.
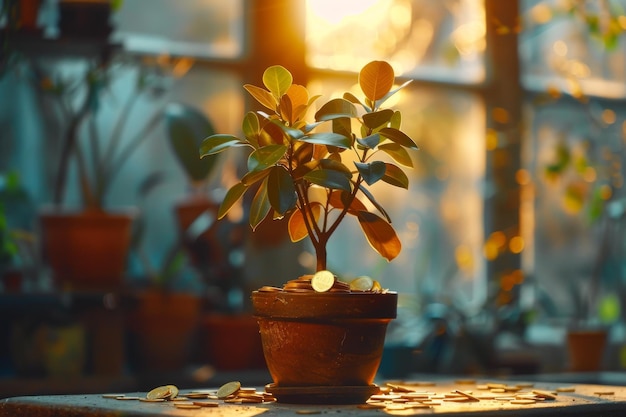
[163,102,239,305]
[200,60,416,403]
[37,58,169,291]
[126,238,204,373]
[164,102,266,370]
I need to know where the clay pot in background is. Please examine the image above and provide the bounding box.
[566,328,608,372]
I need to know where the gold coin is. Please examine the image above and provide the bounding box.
[556,387,575,392]
[139,398,165,402]
[174,403,201,409]
[311,270,335,292]
[185,393,209,399]
[217,381,241,399]
[166,385,179,399]
[258,286,283,292]
[350,276,374,291]
[192,401,219,407]
[532,390,556,400]
[510,399,536,405]
[453,390,480,401]
[146,384,178,400]
[102,394,124,399]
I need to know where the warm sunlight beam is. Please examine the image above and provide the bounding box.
[306,0,380,24]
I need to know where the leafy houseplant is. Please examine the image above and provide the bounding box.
[200,61,417,403]
[38,58,169,291]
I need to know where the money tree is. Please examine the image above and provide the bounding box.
[200,61,417,274]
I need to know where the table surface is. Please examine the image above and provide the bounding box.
[2,378,626,417]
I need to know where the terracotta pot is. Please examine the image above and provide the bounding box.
[173,194,223,268]
[17,0,43,33]
[129,291,201,372]
[252,290,397,402]
[566,329,608,372]
[197,313,266,371]
[40,209,135,291]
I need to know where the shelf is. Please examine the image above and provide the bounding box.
[6,32,122,61]
[0,367,271,399]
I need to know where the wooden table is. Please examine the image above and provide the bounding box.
[2,378,626,416]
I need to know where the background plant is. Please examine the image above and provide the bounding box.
[200,60,417,272]
[35,56,176,210]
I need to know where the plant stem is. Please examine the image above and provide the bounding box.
[53,86,93,207]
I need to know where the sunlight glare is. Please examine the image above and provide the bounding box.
[307,0,380,24]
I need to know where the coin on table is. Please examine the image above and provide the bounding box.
[147,384,178,400]
[311,270,335,292]
[350,276,374,291]
[175,403,201,409]
[102,394,124,399]
[217,381,242,399]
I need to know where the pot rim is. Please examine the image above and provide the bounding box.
[252,290,397,320]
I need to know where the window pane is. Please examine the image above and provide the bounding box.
[306,76,486,303]
[114,0,244,58]
[520,0,626,98]
[305,0,486,83]
[523,97,626,319]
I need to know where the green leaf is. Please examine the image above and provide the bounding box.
[381,163,409,189]
[362,109,394,129]
[247,144,287,172]
[329,189,368,214]
[390,110,402,129]
[332,117,352,139]
[319,158,352,175]
[355,161,386,185]
[356,210,401,261]
[250,179,271,230]
[200,134,247,157]
[267,166,297,215]
[292,142,314,166]
[242,112,260,140]
[376,80,413,108]
[263,65,293,99]
[588,186,606,222]
[244,84,277,111]
[304,169,352,191]
[379,142,414,167]
[241,168,271,186]
[164,103,218,182]
[300,132,351,148]
[259,118,287,146]
[379,127,419,149]
[314,98,358,121]
[218,182,248,219]
[359,61,395,102]
[358,183,391,222]
[343,91,370,112]
[272,119,305,140]
[357,133,381,149]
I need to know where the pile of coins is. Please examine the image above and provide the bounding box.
[355,380,571,411]
[258,270,386,294]
[103,381,275,410]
